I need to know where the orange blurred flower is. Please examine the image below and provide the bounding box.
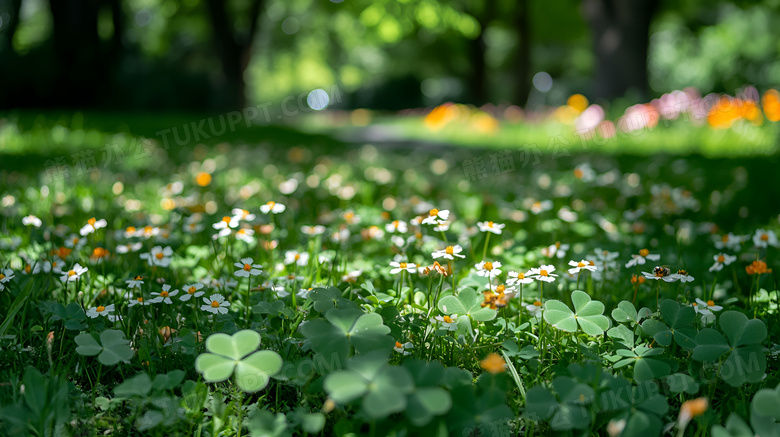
[195,172,212,187]
[762,89,780,122]
[746,260,772,275]
[480,353,506,374]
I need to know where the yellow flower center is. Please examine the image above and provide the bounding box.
[68,270,76,276]
[126,226,136,233]
[134,275,143,280]
[25,265,31,273]
[222,216,231,223]
[0,274,4,280]
[717,255,725,263]
[496,285,505,293]
[155,253,164,260]
[555,242,561,248]
[678,270,688,276]
[722,235,729,242]
[487,221,494,228]
[88,218,96,226]
[344,212,354,220]
[589,260,595,266]
[137,297,144,302]
[189,286,197,294]
[540,269,548,276]
[144,226,153,234]
[395,341,404,349]
[399,262,407,269]
[393,220,400,228]
[577,262,586,267]
[443,316,453,323]
[639,249,649,257]
[445,246,454,255]
[244,264,252,271]
[96,306,105,312]
[517,273,525,279]
[761,233,769,241]
[211,300,220,308]
[429,208,439,217]
[532,201,541,209]
[483,262,494,271]
[160,291,169,297]
[533,301,542,307]
[72,238,79,244]
[707,300,715,307]
[294,254,300,260]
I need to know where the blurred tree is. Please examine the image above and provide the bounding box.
[205,0,265,108]
[582,0,658,101]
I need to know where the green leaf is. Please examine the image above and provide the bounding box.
[544,291,609,336]
[406,387,452,426]
[234,350,283,392]
[437,288,497,321]
[525,386,556,421]
[607,324,634,347]
[691,329,728,358]
[665,373,699,394]
[205,330,260,360]
[693,313,768,387]
[114,373,152,398]
[324,371,369,403]
[74,333,102,356]
[301,310,393,362]
[195,354,235,382]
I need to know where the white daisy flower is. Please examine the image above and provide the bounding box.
[302,225,326,236]
[709,253,737,272]
[475,261,502,278]
[541,242,570,259]
[421,208,450,225]
[86,304,115,318]
[232,208,256,222]
[234,257,263,277]
[341,269,363,283]
[22,215,42,228]
[116,242,143,254]
[389,261,417,274]
[64,234,87,249]
[183,219,204,234]
[641,267,675,282]
[79,217,107,236]
[151,284,178,304]
[284,251,309,267]
[433,222,451,232]
[507,271,534,285]
[393,341,414,355]
[60,264,88,282]
[212,215,239,238]
[137,226,161,239]
[567,260,598,275]
[126,276,144,289]
[753,229,779,248]
[432,245,466,260]
[234,228,255,244]
[670,270,695,283]
[0,269,15,291]
[526,300,544,318]
[530,200,553,215]
[432,314,459,331]
[625,249,660,268]
[201,293,230,314]
[128,296,148,307]
[139,246,173,267]
[342,211,361,225]
[714,233,744,251]
[527,265,558,283]
[260,201,286,214]
[695,298,723,313]
[385,220,408,234]
[477,221,505,235]
[179,283,205,301]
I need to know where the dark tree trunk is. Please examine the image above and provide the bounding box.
[0,0,23,51]
[47,0,106,106]
[467,0,495,106]
[582,0,657,101]
[514,0,531,106]
[205,0,264,109]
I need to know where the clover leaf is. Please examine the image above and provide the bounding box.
[308,287,358,313]
[525,376,596,431]
[611,301,652,326]
[640,300,696,349]
[613,345,671,382]
[543,290,610,336]
[402,359,452,426]
[692,310,766,387]
[300,309,393,362]
[75,329,134,365]
[195,330,282,392]
[437,288,497,322]
[49,302,87,330]
[324,351,415,419]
